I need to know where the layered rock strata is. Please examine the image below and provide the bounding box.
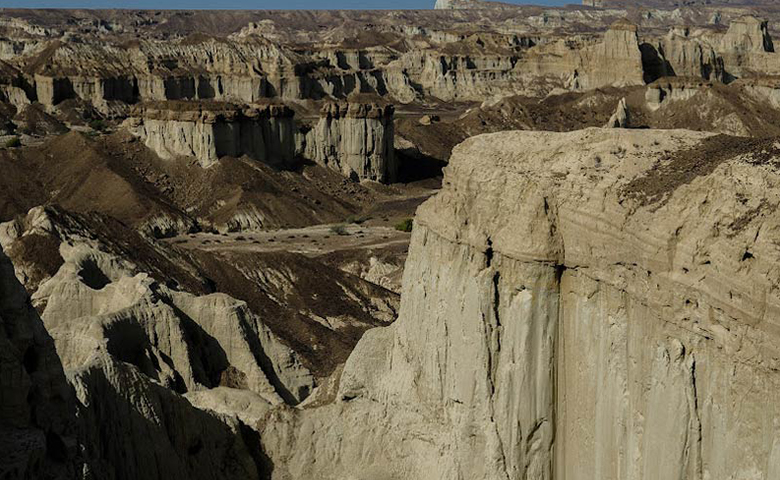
[522,19,644,92]
[303,103,397,183]
[578,19,645,88]
[6,13,780,109]
[721,15,774,54]
[261,128,780,480]
[126,101,296,168]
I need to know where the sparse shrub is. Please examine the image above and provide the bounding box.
[88,119,107,132]
[330,224,349,236]
[345,214,370,225]
[394,218,413,233]
[4,136,21,148]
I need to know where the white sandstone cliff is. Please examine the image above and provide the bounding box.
[261,128,780,480]
[126,101,297,168]
[303,103,397,183]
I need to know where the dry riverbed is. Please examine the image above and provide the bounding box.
[165,224,410,256]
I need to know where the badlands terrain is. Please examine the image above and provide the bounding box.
[2,0,780,479]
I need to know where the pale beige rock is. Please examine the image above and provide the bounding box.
[2,206,316,406]
[434,0,486,8]
[0,85,30,109]
[185,387,273,426]
[303,103,397,183]
[34,244,315,404]
[604,96,629,127]
[0,207,287,479]
[722,15,774,54]
[262,128,780,480]
[577,19,644,89]
[71,351,261,480]
[521,20,644,92]
[126,102,297,168]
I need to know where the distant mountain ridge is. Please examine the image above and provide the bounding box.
[582,0,778,6]
[434,0,780,8]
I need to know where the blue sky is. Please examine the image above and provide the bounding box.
[2,0,570,9]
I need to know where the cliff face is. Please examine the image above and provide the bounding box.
[0,244,77,480]
[585,0,779,6]
[721,16,774,54]
[580,19,645,88]
[643,17,780,84]
[8,12,780,110]
[303,103,397,183]
[262,128,780,479]
[1,204,393,479]
[127,102,296,168]
[522,20,644,92]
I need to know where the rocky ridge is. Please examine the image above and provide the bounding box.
[0,215,262,480]
[5,9,780,115]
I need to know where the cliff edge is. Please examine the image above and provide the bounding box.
[262,128,780,479]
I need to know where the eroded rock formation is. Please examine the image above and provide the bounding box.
[260,128,780,480]
[604,96,630,127]
[4,9,780,112]
[303,103,397,183]
[5,5,780,480]
[126,101,296,168]
[0,201,403,479]
[721,15,774,54]
[434,0,488,9]
[0,244,77,479]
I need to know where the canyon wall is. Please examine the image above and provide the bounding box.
[303,103,397,183]
[434,0,487,8]
[126,102,296,168]
[8,15,780,109]
[262,128,780,479]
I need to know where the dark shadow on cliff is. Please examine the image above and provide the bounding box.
[240,423,275,480]
[0,248,80,478]
[72,355,262,480]
[395,147,446,184]
[640,43,675,84]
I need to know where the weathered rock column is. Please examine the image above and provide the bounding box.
[304,102,397,183]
